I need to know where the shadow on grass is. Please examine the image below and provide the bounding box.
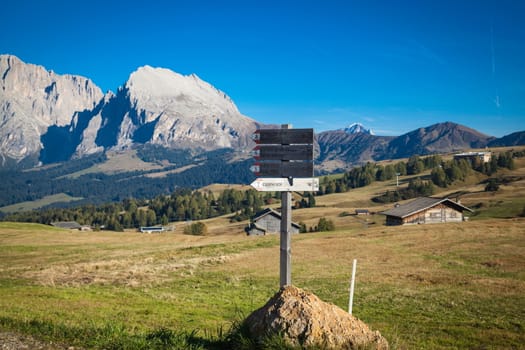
[0,315,314,350]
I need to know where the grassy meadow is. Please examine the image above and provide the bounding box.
[0,193,84,214]
[1,156,525,349]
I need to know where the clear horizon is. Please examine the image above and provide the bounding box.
[1,0,524,137]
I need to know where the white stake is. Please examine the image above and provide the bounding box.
[349,259,357,314]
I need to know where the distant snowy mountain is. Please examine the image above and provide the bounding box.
[318,121,499,172]
[342,123,374,135]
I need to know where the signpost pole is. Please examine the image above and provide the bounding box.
[250,124,314,288]
[280,124,292,287]
[280,189,292,287]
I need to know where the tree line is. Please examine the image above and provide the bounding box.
[316,150,521,203]
[2,149,522,230]
[3,188,271,231]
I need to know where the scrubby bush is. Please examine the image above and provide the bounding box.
[183,221,207,235]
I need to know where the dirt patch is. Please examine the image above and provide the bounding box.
[0,331,75,350]
[23,254,233,287]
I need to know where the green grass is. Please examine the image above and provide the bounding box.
[1,219,524,349]
[0,222,64,231]
[0,193,83,213]
[469,196,525,219]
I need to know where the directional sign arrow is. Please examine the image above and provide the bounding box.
[252,128,314,145]
[251,145,313,161]
[250,178,319,192]
[250,162,313,178]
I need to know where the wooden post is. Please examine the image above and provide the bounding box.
[280,190,292,287]
[280,124,292,287]
[348,259,357,314]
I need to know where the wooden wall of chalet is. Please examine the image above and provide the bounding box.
[386,203,464,226]
[252,214,300,234]
[257,214,281,233]
[385,216,404,226]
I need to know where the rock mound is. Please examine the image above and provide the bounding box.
[244,285,388,349]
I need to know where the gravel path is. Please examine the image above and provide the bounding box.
[0,331,75,350]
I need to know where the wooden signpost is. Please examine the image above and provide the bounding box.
[250,162,313,178]
[250,177,319,192]
[250,125,315,287]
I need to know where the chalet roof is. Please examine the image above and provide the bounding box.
[51,221,82,229]
[381,197,473,219]
[253,208,280,220]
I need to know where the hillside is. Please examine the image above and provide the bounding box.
[383,121,495,159]
[316,121,505,172]
[1,148,525,348]
[488,131,525,147]
[0,191,523,349]
[2,55,525,212]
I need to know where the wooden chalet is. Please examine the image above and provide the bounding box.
[453,151,491,164]
[246,208,301,236]
[381,197,473,226]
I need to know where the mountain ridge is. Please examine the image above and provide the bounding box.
[0,54,258,166]
[1,54,524,174]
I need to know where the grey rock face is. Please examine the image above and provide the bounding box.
[75,66,257,157]
[0,54,103,164]
[0,56,257,166]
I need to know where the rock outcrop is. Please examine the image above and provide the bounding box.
[0,55,258,166]
[75,65,258,157]
[0,54,103,164]
[244,285,388,349]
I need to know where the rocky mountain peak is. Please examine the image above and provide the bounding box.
[343,122,375,135]
[73,64,257,158]
[127,66,230,99]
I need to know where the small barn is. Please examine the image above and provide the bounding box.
[246,208,301,236]
[381,197,473,226]
[355,209,370,216]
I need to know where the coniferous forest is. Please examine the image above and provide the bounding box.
[2,149,522,231]
[0,148,255,208]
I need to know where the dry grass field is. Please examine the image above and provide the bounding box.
[0,217,524,349]
[1,153,525,349]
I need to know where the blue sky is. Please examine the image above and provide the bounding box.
[2,0,524,137]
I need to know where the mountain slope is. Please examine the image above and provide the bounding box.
[317,121,507,169]
[383,122,496,159]
[317,131,392,171]
[487,131,525,147]
[0,55,258,166]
